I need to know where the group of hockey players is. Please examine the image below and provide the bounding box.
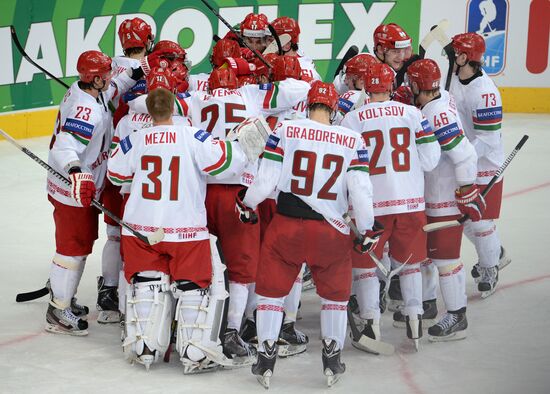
[42,11,509,388]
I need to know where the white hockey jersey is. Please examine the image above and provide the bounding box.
[244,118,374,234]
[450,70,504,184]
[48,74,136,206]
[341,100,440,216]
[421,90,477,217]
[189,73,210,93]
[107,125,247,242]
[297,54,321,82]
[110,56,142,109]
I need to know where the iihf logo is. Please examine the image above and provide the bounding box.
[467,0,509,75]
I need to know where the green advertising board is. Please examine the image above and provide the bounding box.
[0,0,420,114]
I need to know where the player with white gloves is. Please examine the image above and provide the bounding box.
[342,63,441,350]
[45,50,144,336]
[402,59,479,340]
[237,81,376,388]
[449,32,509,298]
[107,87,266,371]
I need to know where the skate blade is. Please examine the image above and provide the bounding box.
[45,323,88,336]
[182,362,220,375]
[277,344,307,358]
[325,370,341,387]
[499,257,512,270]
[352,336,394,356]
[480,288,496,299]
[413,338,420,352]
[97,310,121,324]
[428,330,467,342]
[256,371,272,389]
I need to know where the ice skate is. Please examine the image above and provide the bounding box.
[428,311,468,342]
[351,319,394,356]
[405,314,422,351]
[393,299,437,328]
[240,318,258,346]
[70,297,89,319]
[471,246,510,283]
[97,276,121,324]
[223,328,257,366]
[302,266,316,291]
[322,339,345,387]
[387,275,403,312]
[252,340,278,389]
[478,266,499,298]
[277,322,308,357]
[45,303,88,336]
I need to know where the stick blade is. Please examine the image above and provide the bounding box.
[16,286,49,302]
[147,228,165,245]
[423,220,461,233]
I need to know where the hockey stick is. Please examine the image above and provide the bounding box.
[263,34,291,56]
[342,213,407,279]
[419,20,450,59]
[333,45,359,78]
[266,24,283,56]
[423,134,529,232]
[16,280,50,302]
[0,129,164,245]
[199,0,272,69]
[11,25,69,89]
[347,305,395,355]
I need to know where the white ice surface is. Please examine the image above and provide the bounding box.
[1,114,550,394]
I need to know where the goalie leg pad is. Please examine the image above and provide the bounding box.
[172,236,231,373]
[123,271,172,369]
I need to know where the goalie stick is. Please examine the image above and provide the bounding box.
[0,129,164,246]
[419,20,450,59]
[423,134,529,232]
[199,0,273,69]
[16,280,50,303]
[347,304,395,356]
[11,25,70,89]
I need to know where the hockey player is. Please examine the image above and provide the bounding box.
[341,63,440,349]
[107,86,266,371]
[270,16,321,82]
[45,50,144,335]
[240,13,271,53]
[96,17,155,325]
[237,81,378,388]
[449,32,509,298]
[402,59,480,340]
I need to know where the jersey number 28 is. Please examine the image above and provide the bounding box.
[361,127,410,175]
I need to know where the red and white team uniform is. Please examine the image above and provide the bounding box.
[449,33,506,286]
[189,73,210,93]
[341,69,440,327]
[297,53,321,82]
[421,89,477,323]
[107,125,246,282]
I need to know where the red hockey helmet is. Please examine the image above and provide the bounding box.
[271,55,302,81]
[238,74,257,87]
[451,32,486,63]
[240,13,269,38]
[271,17,300,45]
[146,67,175,92]
[344,53,378,79]
[307,81,339,111]
[208,67,238,91]
[374,23,411,50]
[406,59,441,91]
[363,63,395,93]
[77,50,112,83]
[171,62,189,93]
[118,18,153,51]
[152,40,187,63]
[211,38,242,67]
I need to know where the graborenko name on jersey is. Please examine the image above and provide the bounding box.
[358,105,405,121]
[144,131,177,145]
[286,126,356,148]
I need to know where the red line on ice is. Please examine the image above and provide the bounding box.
[503,181,550,199]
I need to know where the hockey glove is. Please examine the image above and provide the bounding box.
[393,86,414,106]
[235,188,258,224]
[69,170,96,207]
[140,52,172,76]
[455,184,486,222]
[354,220,384,254]
[240,47,255,61]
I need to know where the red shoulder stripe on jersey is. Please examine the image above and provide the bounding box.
[107,170,133,184]
[202,141,233,176]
